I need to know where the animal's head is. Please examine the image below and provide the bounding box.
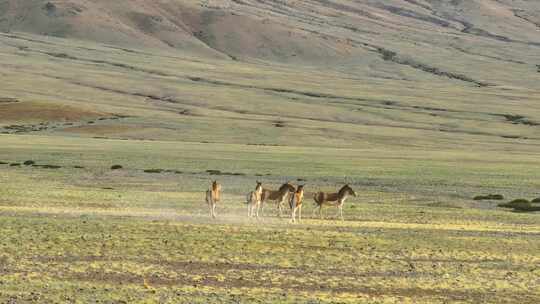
[296,185,305,193]
[212,180,221,191]
[341,184,356,196]
[255,180,262,191]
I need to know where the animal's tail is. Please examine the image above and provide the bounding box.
[289,194,295,210]
[245,191,253,205]
[313,192,321,206]
[205,190,212,204]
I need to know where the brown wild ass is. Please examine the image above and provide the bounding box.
[313,184,356,220]
[246,181,263,218]
[289,184,305,223]
[205,180,222,219]
[261,182,295,217]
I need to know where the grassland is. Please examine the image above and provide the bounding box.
[1,7,540,302]
[1,134,539,303]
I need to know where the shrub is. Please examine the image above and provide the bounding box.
[499,199,540,212]
[111,165,123,170]
[532,197,540,203]
[473,194,504,200]
[498,199,530,209]
[9,163,21,167]
[24,160,35,166]
[37,165,62,169]
[144,169,164,173]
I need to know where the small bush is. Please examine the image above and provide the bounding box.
[0,161,7,165]
[40,165,61,169]
[111,165,123,170]
[499,199,540,212]
[9,163,21,167]
[206,169,222,175]
[24,160,35,166]
[73,166,85,169]
[473,194,504,201]
[531,197,540,203]
[498,199,530,209]
[144,169,164,173]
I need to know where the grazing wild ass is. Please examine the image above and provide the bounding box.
[205,180,222,219]
[313,184,356,220]
[289,184,305,223]
[247,181,263,218]
[261,182,295,217]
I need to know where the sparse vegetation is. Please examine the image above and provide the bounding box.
[110,164,123,170]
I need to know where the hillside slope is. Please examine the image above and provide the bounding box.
[1,0,539,87]
[1,0,539,152]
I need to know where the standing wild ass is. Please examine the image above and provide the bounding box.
[261,182,295,217]
[246,181,263,218]
[205,180,222,219]
[313,185,356,220]
[289,184,305,223]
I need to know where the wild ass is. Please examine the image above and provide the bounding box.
[246,181,263,218]
[205,180,222,219]
[289,184,305,223]
[313,184,356,220]
[261,182,295,217]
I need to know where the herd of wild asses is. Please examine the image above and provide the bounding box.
[205,181,357,222]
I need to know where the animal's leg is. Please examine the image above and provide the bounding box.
[212,203,217,219]
[294,206,299,223]
[299,205,302,222]
[340,205,344,221]
[255,202,260,219]
[208,200,213,218]
[319,205,323,219]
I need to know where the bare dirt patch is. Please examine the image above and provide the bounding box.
[61,124,142,135]
[0,101,104,123]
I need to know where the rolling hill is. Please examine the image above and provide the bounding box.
[0,0,539,149]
